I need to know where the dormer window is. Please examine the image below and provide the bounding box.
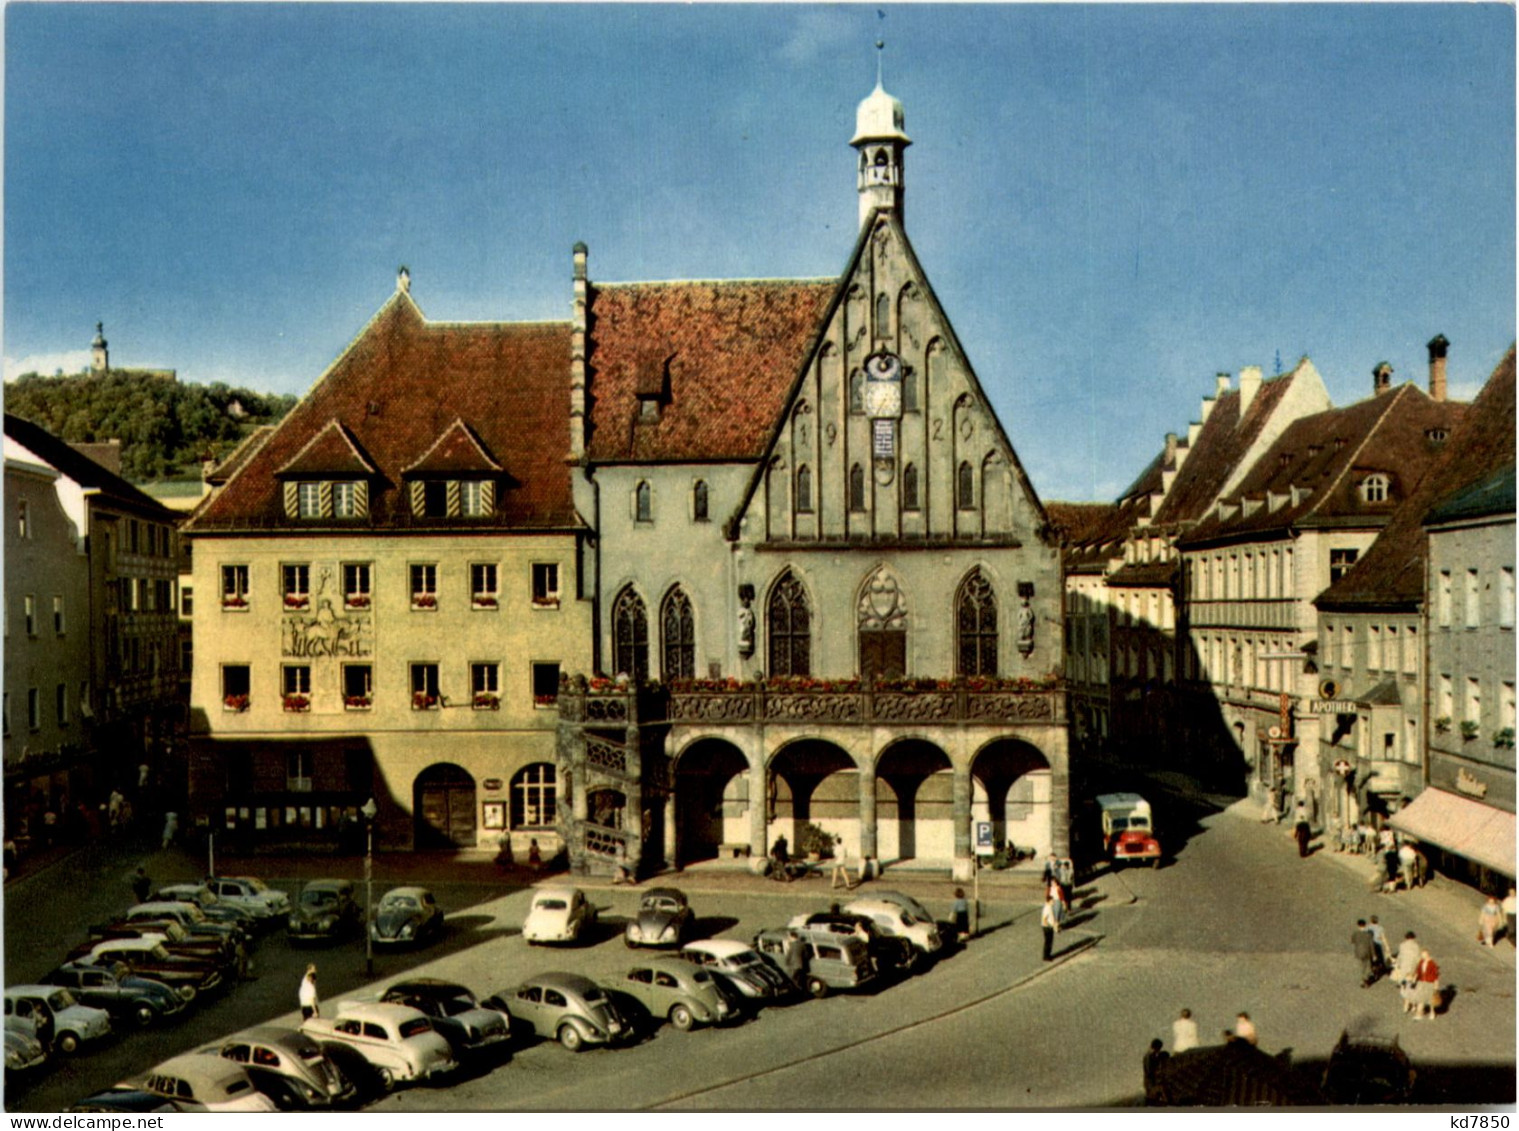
[401,419,503,521]
[296,482,321,518]
[422,482,448,517]
[409,478,495,519]
[639,397,661,423]
[1361,474,1390,503]
[461,481,487,517]
[1426,428,1448,443]
[287,480,366,520]
[332,482,358,517]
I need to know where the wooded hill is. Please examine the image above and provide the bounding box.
[6,372,296,482]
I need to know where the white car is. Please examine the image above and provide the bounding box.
[138,1054,279,1112]
[5,985,112,1054]
[870,890,937,926]
[205,875,291,922]
[522,887,597,945]
[844,899,944,962]
[301,1002,455,1090]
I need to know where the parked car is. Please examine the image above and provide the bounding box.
[288,879,362,943]
[619,956,734,1030]
[753,926,875,999]
[1321,1030,1417,1104]
[678,939,793,1002]
[205,875,291,928]
[1095,792,1162,867]
[624,887,694,949]
[5,985,111,1054]
[490,972,631,1052]
[870,890,938,927]
[41,961,186,1029]
[522,887,597,945]
[301,1002,456,1090]
[380,979,511,1057]
[5,1020,49,1076]
[209,1026,357,1110]
[370,887,444,947]
[153,883,259,931]
[67,1086,178,1113]
[137,1053,279,1112]
[786,911,915,974]
[67,937,221,1002]
[843,898,943,966]
[128,900,248,948]
[86,919,239,978]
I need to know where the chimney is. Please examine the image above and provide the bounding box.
[1427,334,1449,402]
[1238,365,1262,417]
[569,242,589,461]
[396,266,410,294]
[1372,361,1393,396]
[1215,371,1231,396]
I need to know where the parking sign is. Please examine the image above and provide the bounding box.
[975,821,995,856]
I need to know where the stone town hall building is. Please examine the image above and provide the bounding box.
[184,80,1067,879]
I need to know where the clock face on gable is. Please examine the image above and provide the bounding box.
[864,351,903,418]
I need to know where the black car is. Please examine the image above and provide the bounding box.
[380,979,512,1057]
[41,962,186,1029]
[1322,1030,1417,1104]
[288,880,362,943]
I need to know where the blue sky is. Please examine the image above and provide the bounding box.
[5,3,1514,501]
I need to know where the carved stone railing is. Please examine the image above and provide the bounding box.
[585,735,628,774]
[584,823,626,859]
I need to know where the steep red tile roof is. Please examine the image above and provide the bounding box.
[585,280,835,462]
[1152,366,1297,528]
[400,418,503,476]
[1318,348,1513,610]
[186,294,577,532]
[1045,501,1118,546]
[1181,383,1468,546]
[275,419,378,477]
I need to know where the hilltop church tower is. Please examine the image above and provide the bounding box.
[90,322,109,374]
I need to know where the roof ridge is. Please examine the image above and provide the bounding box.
[595,277,835,288]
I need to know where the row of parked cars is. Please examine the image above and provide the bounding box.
[5,874,292,1085]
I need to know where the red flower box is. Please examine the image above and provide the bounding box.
[283,595,309,610]
[412,691,438,710]
[472,595,498,609]
[221,596,248,610]
[282,694,310,712]
[223,694,250,712]
[344,695,372,710]
[474,693,501,710]
[345,595,371,610]
[412,594,437,609]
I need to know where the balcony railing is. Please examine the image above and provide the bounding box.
[557,674,1063,727]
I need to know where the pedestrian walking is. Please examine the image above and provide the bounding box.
[1367,916,1390,974]
[1234,1012,1258,1045]
[1039,896,1060,962]
[1478,895,1503,947]
[1381,846,1401,892]
[1142,1039,1171,1105]
[1351,919,1377,986]
[830,853,853,891]
[1394,931,1421,1013]
[1171,1008,1198,1053]
[527,838,542,871]
[1398,841,1418,890]
[1503,887,1516,947]
[1262,786,1279,824]
[160,811,178,849]
[130,866,152,904]
[1357,820,1375,856]
[1055,855,1075,905]
[298,965,319,1020]
[1293,815,1312,858]
[1413,949,1440,1020]
[952,888,970,943]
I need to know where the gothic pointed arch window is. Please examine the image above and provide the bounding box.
[661,586,695,680]
[796,465,814,514]
[849,463,867,512]
[957,461,975,509]
[612,587,649,683]
[692,480,709,522]
[767,571,811,678]
[902,463,920,511]
[849,370,865,415]
[957,570,998,677]
[635,481,652,523]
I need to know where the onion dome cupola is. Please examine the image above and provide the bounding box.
[850,59,910,230]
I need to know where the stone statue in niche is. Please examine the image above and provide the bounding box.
[736,588,756,657]
[1016,596,1036,657]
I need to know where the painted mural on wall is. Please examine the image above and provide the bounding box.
[281,566,372,658]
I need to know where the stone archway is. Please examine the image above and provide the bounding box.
[767,740,858,859]
[674,738,750,865]
[970,740,1052,860]
[414,763,476,849]
[875,740,953,862]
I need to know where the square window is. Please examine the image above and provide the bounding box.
[532,662,561,706]
[410,564,438,609]
[282,666,311,711]
[532,563,560,607]
[221,565,250,609]
[471,563,499,608]
[24,595,35,636]
[296,482,321,518]
[282,564,310,610]
[343,665,373,709]
[332,482,357,518]
[461,480,488,517]
[472,663,500,709]
[180,585,194,617]
[342,563,372,609]
[222,665,250,712]
[411,663,440,709]
[27,688,39,730]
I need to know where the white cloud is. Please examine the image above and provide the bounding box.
[5,350,91,382]
[779,10,859,67]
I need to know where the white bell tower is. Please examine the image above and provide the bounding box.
[851,43,911,230]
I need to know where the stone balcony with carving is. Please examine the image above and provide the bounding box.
[556,674,1065,728]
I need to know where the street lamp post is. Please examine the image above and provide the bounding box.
[361,797,378,977]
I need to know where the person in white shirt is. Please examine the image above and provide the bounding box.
[1171,1008,1198,1053]
[1234,1012,1258,1045]
[298,964,319,1019]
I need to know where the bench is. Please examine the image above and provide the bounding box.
[718,842,751,859]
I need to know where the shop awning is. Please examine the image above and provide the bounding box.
[1390,789,1515,878]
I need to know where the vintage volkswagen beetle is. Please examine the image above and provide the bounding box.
[137,1053,278,1112]
[41,961,185,1028]
[5,1019,49,1075]
[619,955,733,1030]
[210,1025,356,1110]
[624,887,694,949]
[370,887,444,947]
[522,887,597,945]
[489,972,630,1052]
